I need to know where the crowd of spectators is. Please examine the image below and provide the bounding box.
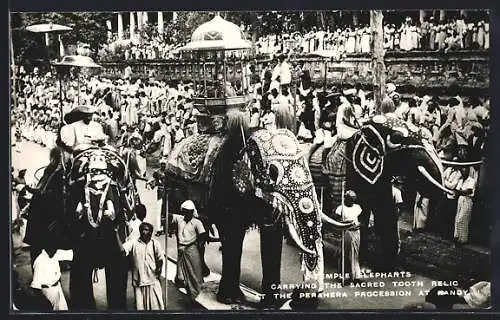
[99,12,489,62]
[12,67,204,164]
[254,15,489,57]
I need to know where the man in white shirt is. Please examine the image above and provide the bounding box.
[59,105,108,154]
[279,55,292,91]
[31,244,69,310]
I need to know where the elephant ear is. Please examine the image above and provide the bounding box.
[352,125,386,185]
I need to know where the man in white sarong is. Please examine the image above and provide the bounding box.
[124,222,165,310]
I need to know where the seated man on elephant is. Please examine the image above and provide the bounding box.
[59,105,108,156]
[322,89,361,177]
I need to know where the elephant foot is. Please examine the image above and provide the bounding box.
[216,289,246,305]
[216,294,244,305]
[258,294,279,310]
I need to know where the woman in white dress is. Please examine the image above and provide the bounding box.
[477,21,485,49]
[355,26,362,53]
[346,28,356,53]
[411,24,420,50]
[361,26,371,53]
[401,23,412,51]
[484,21,489,50]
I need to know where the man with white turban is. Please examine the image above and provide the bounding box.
[169,200,208,301]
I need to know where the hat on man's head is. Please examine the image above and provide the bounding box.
[386,83,396,94]
[345,190,357,201]
[180,200,198,217]
[128,131,143,144]
[63,105,96,124]
[343,88,356,96]
[74,105,97,114]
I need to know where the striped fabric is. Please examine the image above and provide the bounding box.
[323,140,348,219]
[454,196,473,243]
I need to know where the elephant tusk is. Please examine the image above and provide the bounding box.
[105,200,115,218]
[321,211,354,229]
[286,222,317,257]
[440,159,483,166]
[106,200,115,212]
[417,166,454,195]
[386,135,401,149]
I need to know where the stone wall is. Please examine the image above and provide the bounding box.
[98,51,489,96]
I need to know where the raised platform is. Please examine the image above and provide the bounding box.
[98,50,489,95]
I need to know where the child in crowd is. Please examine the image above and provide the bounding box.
[127,203,147,243]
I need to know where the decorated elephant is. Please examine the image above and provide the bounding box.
[26,145,138,310]
[307,114,453,271]
[65,146,138,310]
[165,111,353,308]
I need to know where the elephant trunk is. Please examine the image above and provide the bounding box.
[320,211,354,229]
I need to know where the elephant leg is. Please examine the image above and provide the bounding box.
[70,250,96,310]
[260,224,283,306]
[373,198,400,271]
[358,209,371,260]
[216,223,246,303]
[199,244,210,278]
[105,254,128,310]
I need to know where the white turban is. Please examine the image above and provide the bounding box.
[181,200,199,217]
[386,83,396,94]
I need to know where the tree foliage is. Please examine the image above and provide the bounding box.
[11,12,113,68]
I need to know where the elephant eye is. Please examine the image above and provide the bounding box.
[390,131,405,144]
[269,164,279,182]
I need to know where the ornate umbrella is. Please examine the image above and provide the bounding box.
[179,15,253,134]
[53,55,102,68]
[26,23,73,33]
[52,55,102,121]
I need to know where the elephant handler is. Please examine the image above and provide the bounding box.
[58,105,108,156]
[168,200,208,301]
